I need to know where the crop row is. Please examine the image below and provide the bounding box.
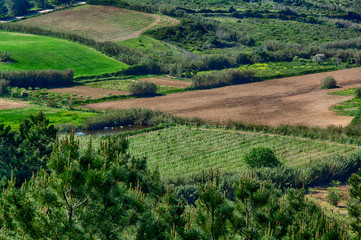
[128,126,358,180]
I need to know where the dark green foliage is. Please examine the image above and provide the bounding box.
[192,69,258,89]
[244,147,281,168]
[0,69,74,88]
[4,0,30,17]
[321,76,337,89]
[348,168,361,235]
[128,81,157,96]
[81,108,182,130]
[0,79,9,95]
[327,187,342,206]
[0,112,57,188]
[0,133,165,239]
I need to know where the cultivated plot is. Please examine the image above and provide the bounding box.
[128,126,359,181]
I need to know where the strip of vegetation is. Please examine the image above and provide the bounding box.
[0,69,73,88]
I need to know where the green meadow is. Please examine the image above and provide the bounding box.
[0,31,128,77]
[0,105,98,129]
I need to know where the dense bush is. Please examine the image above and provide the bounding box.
[0,51,11,62]
[128,81,157,96]
[321,76,337,89]
[0,79,9,95]
[0,69,74,88]
[192,69,258,89]
[244,147,281,168]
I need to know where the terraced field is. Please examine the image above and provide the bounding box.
[128,126,359,180]
[16,5,179,41]
[0,31,127,77]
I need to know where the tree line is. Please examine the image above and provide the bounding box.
[0,0,78,18]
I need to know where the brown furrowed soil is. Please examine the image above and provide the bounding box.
[82,68,361,127]
[0,99,28,110]
[15,5,179,42]
[48,86,128,99]
[139,77,191,88]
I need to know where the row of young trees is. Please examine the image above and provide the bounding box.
[1,112,361,239]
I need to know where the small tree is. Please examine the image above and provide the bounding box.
[128,81,157,96]
[0,79,9,95]
[313,54,326,64]
[244,147,281,168]
[355,87,361,98]
[321,76,337,89]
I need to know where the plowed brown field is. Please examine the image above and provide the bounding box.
[82,68,361,127]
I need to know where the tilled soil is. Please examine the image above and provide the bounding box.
[82,68,361,127]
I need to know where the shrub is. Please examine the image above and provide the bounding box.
[244,147,281,168]
[321,76,337,89]
[0,79,10,95]
[355,87,361,98]
[0,69,74,88]
[326,187,342,206]
[0,52,12,62]
[128,81,157,96]
[313,54,326,64]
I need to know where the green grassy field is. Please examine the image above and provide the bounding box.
[128,126,359,181]
[0,31,127,77]
[0,104,98,129]
[329,88,361,116]
[16,5,178,42]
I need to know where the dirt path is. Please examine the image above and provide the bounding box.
[115,13,179,41]
[82,68,361,128]
[0,99,28,110]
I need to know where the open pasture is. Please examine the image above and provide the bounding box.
[16,5,179,42]
[0,105,97,130]
[83,67,361,127]
[128,126,359,181]
[0,31,127,77]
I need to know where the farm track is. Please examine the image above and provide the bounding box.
[82,67,361,127]
[0,99,28,110]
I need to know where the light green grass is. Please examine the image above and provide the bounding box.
[85,79,183,94]
[128,126,358,181]
[238,61,338,79]
[0,104,98,129]
[329,88,361,116]
[0,31,128,77]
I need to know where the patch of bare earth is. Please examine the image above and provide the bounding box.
[48,86,128,99]
[0,99,28,110]
[82,68,361,127]
[140,77,191,88]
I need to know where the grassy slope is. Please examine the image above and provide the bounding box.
[0,31,127,77]
[128,126,359,181]
[16,5,176,42]
[0,104,98,129]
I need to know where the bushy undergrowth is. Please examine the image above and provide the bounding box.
[128,81,157,96]
[0,69,74,88]
[244,147,281,168]
[192,69,258,89]
[82,108,187,130]
[321,76,337,89]
[355,87,361,98]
